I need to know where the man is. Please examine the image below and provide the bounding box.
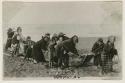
[31,35,50,63]
[92,38,104,68]
[55,35,79,69]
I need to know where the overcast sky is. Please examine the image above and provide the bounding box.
[2,1,122,41]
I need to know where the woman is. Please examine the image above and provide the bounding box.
[5,28,14,51]
[101,36,118,74]
[31,35,50,63]
[11,27,25,56]
[92,38,104,68]
[48,34,58,67]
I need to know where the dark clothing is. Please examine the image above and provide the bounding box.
[24,40,35,59]
[92,42,104,66]
[55,38,78,67]
[63,36,69,40]
[82,54,94,66]
[31,39,48,62]
[11,34,19,44]
[92,42,104,54]
[25,47,32,59]
[101,43,118,73]
[7,31,14,38]
[24,40,35,54]
[62,39,79,55]
[49,40,57,67]
[5,31,14,50]
[94,54,102,66]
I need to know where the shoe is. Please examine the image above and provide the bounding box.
[33,60,37,64]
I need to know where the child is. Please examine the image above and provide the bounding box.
[24,36,35,60]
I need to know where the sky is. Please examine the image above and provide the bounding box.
[2,1,122,42]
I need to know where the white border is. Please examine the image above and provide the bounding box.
[0,0,124,82]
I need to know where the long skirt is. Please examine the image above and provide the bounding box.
[55,46,64,67]
[18,42,25,55]
[101,54,113,73]
[5,38,12,50]
[94,54,102,66]
[25,47,32,59]
[31,47,46,63]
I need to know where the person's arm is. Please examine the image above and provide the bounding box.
[63,44,79,56]
[72,45,79,56]
[91,43,97,53]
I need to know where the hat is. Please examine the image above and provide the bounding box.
[58,32,65,37]
[8,28,12,32]
[17,27,22,31]
[98,38,103,42]
[52,33,58,37]
[45,33,50,36]
[27,36,31,39]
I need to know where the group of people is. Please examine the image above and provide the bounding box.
[92,37,118,75]
[5,27,79,68]
[5,26,118,75]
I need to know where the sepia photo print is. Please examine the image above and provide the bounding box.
[2,1,122,80]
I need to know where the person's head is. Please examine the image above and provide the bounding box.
[52,33,58,41]
[71,35,79,44]
[97,38,103,44]
[59,36,63,41]
[43,36,50,42]
[8,28,13,32]
[26,36,31,41]
[45,33,50,37]
[17,27,22,33]
[107,36,116,44]
[58,32,65,37]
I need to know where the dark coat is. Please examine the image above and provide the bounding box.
[92,41,104,66]
[92,42,104,54]
[31,39,48,62]
[24,40,35,54]
[24,40,35,59]
[62,39,78,55]
[5,31,14,50]
[11,34,19,44]
[103,42,117,60]
[55,38,78,67]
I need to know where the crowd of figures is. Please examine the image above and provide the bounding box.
[5,27,118,75]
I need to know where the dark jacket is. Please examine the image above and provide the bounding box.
[103,42,118,59]
[31,39,48,62]
[7,31,14,38]
[11,34,19,44]
[56,38,78,56]
[5,31,14,49]
[92,42,104,54]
